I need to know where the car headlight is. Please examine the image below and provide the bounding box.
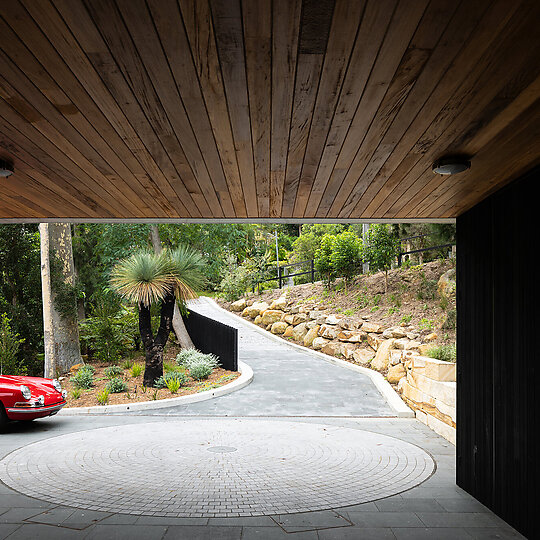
[20,385,31,400]
[52,379,62,393]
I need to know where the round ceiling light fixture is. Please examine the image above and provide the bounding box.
[432,156,470,175]
[0,159,14,178]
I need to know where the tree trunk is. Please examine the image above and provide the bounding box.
[39,223,82,378]
[149,224,195,349]
[139,293,175,387]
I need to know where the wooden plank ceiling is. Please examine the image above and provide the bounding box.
[0,0,539,221]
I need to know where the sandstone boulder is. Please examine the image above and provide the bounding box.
[292,322,308,341]
[438,268,456,302]
[322,341,340,356]
[270,296,288,310]
[337,330,365,343]
[352,348,374,366]
[425,332,438,342]
[241,307,251,318]
[245,301,269,318]
[231,298,246,311]
[312,337,329,350]
[254,315,263,325]
[319,324,338,340]
[292,313,308,326]
[371,339,395,372]
[261,310,284,325]
[387,363,406,384]
[325,314,343,325]
[283,325,294,338]
[340,343,358,359]
[283,314,295,325]
[366,333,384,351]
[303,325,320,347]
[362,322,383,333]
[309,310,323,320]
[338,317,358,330]
[271,321,289,335]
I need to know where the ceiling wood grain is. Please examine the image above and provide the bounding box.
[0,0,539,221]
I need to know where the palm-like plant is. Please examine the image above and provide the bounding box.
[111,247,205,386]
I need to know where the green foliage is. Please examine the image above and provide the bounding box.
[70,388,82,399]
[176,348,219,380]
[363,225,400,289]
[71,368,94,389]
[419,318,434,331]
[131,363,143,377]
[96,389,110,405]
[79,297,137,363]
[165,377,182,393]
[105,377,128,393]
[104,365,123,379]
[314,234,336,287]
[79,364,96,374]
[121,358,134,370]
[0,224,43,375]
[219,260,256,301]
[189,361,214,381]
[155,370,188,389]
[163,361,177,373]
[401,314,412,324]
[0,313,26,375]
[427,344,456,363]
[343,308,355,316]
[330,231,362,288]
[390,293,402,308]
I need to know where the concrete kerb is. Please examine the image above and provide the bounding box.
[58,360,253,415]
[198,297,414,418]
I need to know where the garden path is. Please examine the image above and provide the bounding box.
[139,297,395,417]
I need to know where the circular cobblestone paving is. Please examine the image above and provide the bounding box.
[0,420,434,517]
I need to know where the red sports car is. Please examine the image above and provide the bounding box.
[0,375,67,428]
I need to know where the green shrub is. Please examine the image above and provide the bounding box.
[131,363,143,377]
[70,388,82,399]
[314,234,336,287]
[155,371,188,389]
[97,389,109,405]
[163,361,176,373]
[121,358,134,370]
[401,314,412,324]
[176,348,219,370]
[189,361,214,381]
[0,313,26,375]
[71,369,94,389]
[165,377,182,393]
[427,344,456,363]
[105,377,128,393]
[330,231,362,289]
[419,318,433,331]
[104,365,123,379]
[79,364,96,374]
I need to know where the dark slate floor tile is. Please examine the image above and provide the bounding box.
[272,510,351,532]
[345,511,424,528]
[318,527,396,539]
[84,524,168,540]
[5,523,88,539]
[418,512,506,528]
[241,527,318,540]
[374,498,445,513]
[392,527,473,539]
[163,525,242,539]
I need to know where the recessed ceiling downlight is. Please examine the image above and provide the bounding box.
[432,157,470,175]
[0,159,14,178]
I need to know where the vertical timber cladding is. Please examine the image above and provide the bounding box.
[457,168,539,538]
[182,308,238,372]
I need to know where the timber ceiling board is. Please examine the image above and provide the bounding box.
[0,0,539,221]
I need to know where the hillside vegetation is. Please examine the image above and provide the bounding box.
[219,259,456,380]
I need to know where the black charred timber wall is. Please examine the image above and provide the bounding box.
[182,308,238,371]
[457,167,538,538]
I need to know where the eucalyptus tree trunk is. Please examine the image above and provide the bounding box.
[139,293,175,386]
[39,223,82,378]
[149,225,195,349]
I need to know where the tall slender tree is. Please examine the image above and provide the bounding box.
[39,223,82,377]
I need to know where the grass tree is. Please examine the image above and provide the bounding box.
[111,246,205,386]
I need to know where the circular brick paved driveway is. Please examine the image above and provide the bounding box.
[0,419,434,517]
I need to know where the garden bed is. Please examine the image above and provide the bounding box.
[61,345,240,408]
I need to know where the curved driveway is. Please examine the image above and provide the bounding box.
[140,298,395,417]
